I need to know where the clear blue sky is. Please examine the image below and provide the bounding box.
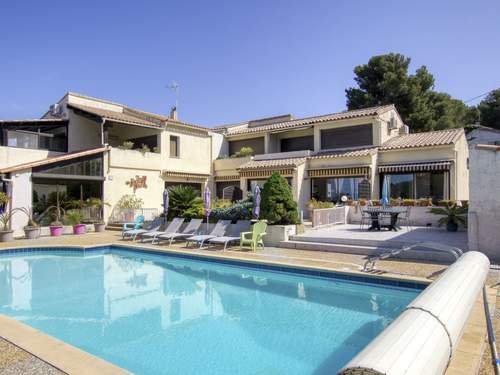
[1,0,499,126]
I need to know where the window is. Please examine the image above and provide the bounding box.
[33,155,103,177]
[311,177,365,203]
[170,136,179,158]
[280,136,314,152]
[383,172,446,201]
[320,124,373,150]
[216,181,242,200]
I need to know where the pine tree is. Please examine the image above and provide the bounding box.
[260,172,299,225]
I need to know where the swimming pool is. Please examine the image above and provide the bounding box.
[0,246,423,374]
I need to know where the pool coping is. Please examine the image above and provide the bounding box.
[0,241,484,375]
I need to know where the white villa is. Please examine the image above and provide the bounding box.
[0,92,470,235]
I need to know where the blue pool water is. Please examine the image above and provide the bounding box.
[0,246,422,374]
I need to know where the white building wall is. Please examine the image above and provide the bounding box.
[9,169,32,236]
[67,111,103,152]
[0,147,58,169]
[468,145,500,262]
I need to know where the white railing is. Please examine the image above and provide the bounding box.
[109,208,159,223]
[311,206,345,228]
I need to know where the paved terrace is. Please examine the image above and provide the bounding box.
[0,231,497,375]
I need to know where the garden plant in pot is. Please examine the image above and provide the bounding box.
[86,198,109,232]
[17,207,40,239]
[0,192,15,242]
[48,192,65,237]
[65,210,86,235]
[429,202,467,232]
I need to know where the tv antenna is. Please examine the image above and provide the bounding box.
[166,81,180,109]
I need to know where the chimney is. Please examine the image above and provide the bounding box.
[170,106,178,121]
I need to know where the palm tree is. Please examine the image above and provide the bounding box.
[168,185,203,219]
[429,203,467,231]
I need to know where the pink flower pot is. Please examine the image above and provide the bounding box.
[73,224,86,235]
[50,226,64,237]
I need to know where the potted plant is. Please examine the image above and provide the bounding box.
[86,198,109,232]
[0,210,17,242]
[65,210,86,235]
[429,203,468,232]
[17,207,40,239]
[49,189,65,236]
[116,194,144,221]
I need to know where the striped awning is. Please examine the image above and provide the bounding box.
[378,161,451,173]
[162,170,210,180]
[215,175,240,182]
[308,166,370,178]
[239,168,294,178]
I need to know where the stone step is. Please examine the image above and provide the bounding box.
[288,235,407,248]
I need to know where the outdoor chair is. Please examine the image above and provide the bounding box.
[122,217,164,241]
[207,220,252,250]
[122,215,144,234]
[155,218,203,245]
[397,206,412,231]
[139,217,184,243]
[185,220,231,248]
[240,220,267,252]
[359,209,371,230]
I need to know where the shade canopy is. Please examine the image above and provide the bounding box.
[253,185,261,219]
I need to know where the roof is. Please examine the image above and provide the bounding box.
[217,105,395,136]
[238,157,306,170]
[66,92,211,133]
[0,147,108,174]
[380,128,464,151]
[310,147,378,159]
[67,104,164,128]
[0,119,68,125]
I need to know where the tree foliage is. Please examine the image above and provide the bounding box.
[478,89,500,129]
[167,185,203,219]
[261,172,299,225]
[346,53,477,132]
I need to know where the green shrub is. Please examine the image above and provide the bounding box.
[429,204,468,227]
[210,196,253,221]
[232,147,253,158]
[64,210,84,226]
[261,172,299,225]
[0,192,9,207]
[306,198,334,209]
[168,185,203,219]
[118,141,134,150]
[139,144,151,155]
[117,195,144,209]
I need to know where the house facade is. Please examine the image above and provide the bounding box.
[0,92,469,234]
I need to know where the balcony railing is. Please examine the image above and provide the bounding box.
[311,206,346,228]
[109,207,159,223]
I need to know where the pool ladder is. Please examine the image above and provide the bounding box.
[362,241,463,272]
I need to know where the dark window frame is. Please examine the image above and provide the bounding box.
[280,135,314,152]
[170,135,179,158]
[320,124,373,150]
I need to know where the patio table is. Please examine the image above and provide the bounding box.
[364,207,407,231]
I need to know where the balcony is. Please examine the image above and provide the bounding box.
[213,156,252,173]
[109,147,162,170]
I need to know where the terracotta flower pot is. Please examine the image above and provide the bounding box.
[0,230,14,242]
[73,224,86,235]
[50,226,64,237]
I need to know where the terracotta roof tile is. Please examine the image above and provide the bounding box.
[310,147,378,159]
[238,157,306,170]
[380,128,464,150]
[67,104,163,128]
[220,105,395,136]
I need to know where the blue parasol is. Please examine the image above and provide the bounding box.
[204,186,211,231]
[163,189,169,223]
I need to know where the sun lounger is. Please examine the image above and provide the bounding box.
[185,220,231,248]
[155,218,203,245]
[207,220,252,250]
[123,217,164,241]
[139,217,184,243]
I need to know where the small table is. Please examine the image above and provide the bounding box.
[364,207,407,231]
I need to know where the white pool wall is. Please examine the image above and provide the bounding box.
[339,251,489,375]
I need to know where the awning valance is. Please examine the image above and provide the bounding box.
[308,166,370,178]
[239,168,295,178]
[162,170,210,181]
[215,175,240,182]
[378,161,451,173]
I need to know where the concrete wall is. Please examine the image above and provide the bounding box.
[67,111,103,152]
[468,145,500,261]
[9,169,32,236]
[0,147,57,169]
